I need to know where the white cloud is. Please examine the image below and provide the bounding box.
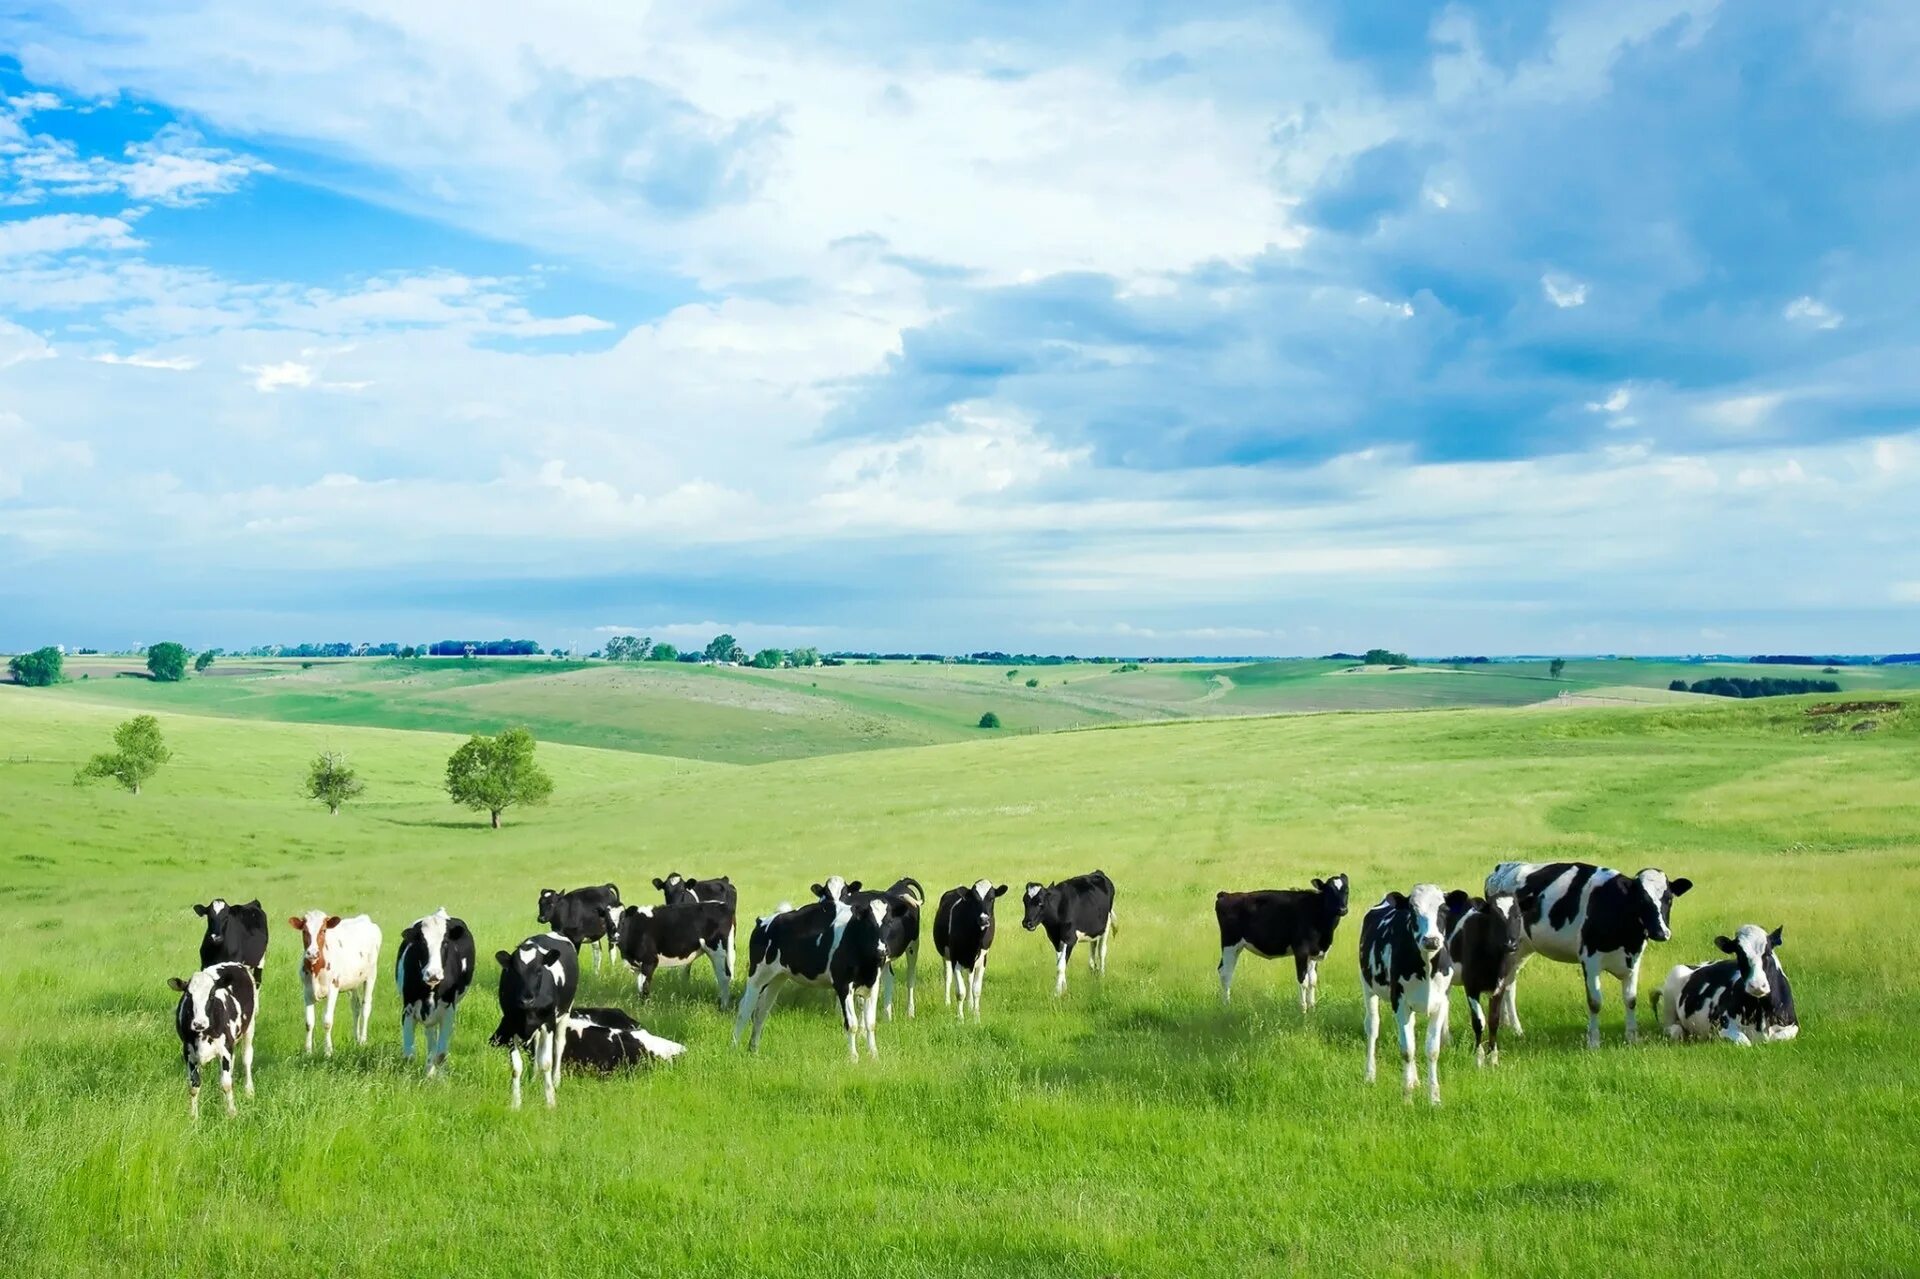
[93,350,198,371]
[1783,295,1842,330]
[1699,392,1784,431]
[246,361,314,392]
[0,318,56,367]
[1892,582,1920,604]
[1541,273,1588,308]
[0,212,142,258]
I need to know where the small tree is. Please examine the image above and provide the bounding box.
[400,646,417,659]
[147,642,189,682]
[789,646,821,667]
[194,649,216,673]
[1549,657,1567,679]
[1669,679,1689,692]
[1025,677,1039,687]
[978,711,1002,729]
[1005,669,1019,680]
[704,633,741,664]
[306,750,365,815]
[751,648,785,669]
[8,646,63,686]
[445,726,553,829]
[648,642,679,662]
[76,714,171,794]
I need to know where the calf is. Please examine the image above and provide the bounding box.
[732,895,893,1060]
[822,877,922,1019]
[169,962,257,1118]
[1656,924,1798,1046]
[536,884,622,973]
[1215,873,1351,1009]
[194,898,269,983]
[560,1006,688,1072]
[489,933,580,1108]
[1442,891,1524,1066]
[1485,860,1692,1047]
[288,910,382,1055]
[933,880,1006,1020]
[1021,870,1117,995]
[613,900,735,1007]
[394,908,477,1077]
[1359,884,1459,1106]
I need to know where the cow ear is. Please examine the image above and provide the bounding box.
[287,916,305,930]
[1768,926,1785,949]
[993,884,1009,897]
[1311,878,1325,891]
[193,903,210,916]
[1444,889,1473,916]
[1386,892,1408,908]
[652,878,666,889]
[847,880,863,893]
[244,899,260,910]
[1714,935,1736,954]
[325,915,342,929]
[1669,878,1693,897]
[809,883,826,898]
[495,950,513,967]
[447,921,468,941]
[168,977,189,992]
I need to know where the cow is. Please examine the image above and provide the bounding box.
[1021,870,1117,996]
[169,962,257,1118]
[560,1006,688,1072]
[933,880,1006,1021]
[1358,884,1459,1106]
[394,908,477,1077]
[288,910,382,1056]
[1442,891,1525,1066]
[654,873,737,988]
[1655,924,1798,1046]
[1214,874,1351,1009]
[536,884,622,973]
[818,877,922,1019]
[490,932,580,1108]
[1485,860,1693,1047]
[732,895,893,1061]
[613,900,735,1008]
[194,898,269,983]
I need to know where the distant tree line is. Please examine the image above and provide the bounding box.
[429,639,543,657]
[1673,676,1841,698]
[1749,655,1855,667]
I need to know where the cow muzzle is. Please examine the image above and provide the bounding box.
[426,973,442,989]
[1745,976,1770,998]
[190,1018,209,1034]
[1419,934,1442,954]
[304,956,325,975]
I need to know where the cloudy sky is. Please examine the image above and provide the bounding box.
[2,1,1917,656]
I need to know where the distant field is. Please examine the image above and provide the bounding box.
[1,687,1916,1276]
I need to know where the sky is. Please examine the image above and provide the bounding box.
[1,0,1917,657]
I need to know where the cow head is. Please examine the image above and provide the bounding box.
[810,876,859,902]
[496,942,560,1015]
[168,970,223,1036]
[1020,882,1051,930]
[1488,894,1524,955]
[1715,924,1782,999]
[194,898,231,944]
[1407,884,1446,956]
[536,889,559,923]
[288,910,342,975]
[654,873,688,904]
[973,879,1008,905]
[1631,869,1692,942]
[416,908,456,988]
[1311,875,1351,918]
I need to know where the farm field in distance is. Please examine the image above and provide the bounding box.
[1,686,1916,1277]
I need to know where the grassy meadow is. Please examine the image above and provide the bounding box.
[2,686,1918,1276]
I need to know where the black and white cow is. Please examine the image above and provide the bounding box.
[489,933,580,1108]
[536,884,622,973]
[194,898,269,983]
[1656,924,1798,1046]
[1214,873,1351,1009]
[1442,891,1524,1066]
[654,872,737,912]
[613,900,735,1007]
[394,907,477,1077]
[1358,885,1459,1106]
[169,962,257,1118]
[1485,860,1693,1047]
[732,895,893,1060]
[821,877,922,1020]
[1021,870,1117,996]
[933,880,1007,1021]
[560,1006,688,1072]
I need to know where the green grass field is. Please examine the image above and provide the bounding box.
[2,687,1917,1277]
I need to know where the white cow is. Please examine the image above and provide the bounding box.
[288,910,382,1055]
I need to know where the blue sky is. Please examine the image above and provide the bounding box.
[1,0,1917,656]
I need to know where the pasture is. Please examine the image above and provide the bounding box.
[1,688,1917,1276]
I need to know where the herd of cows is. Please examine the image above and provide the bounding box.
[167,861,1798,1115]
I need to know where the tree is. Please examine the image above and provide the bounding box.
[1669,680,1689,692]
[1025,677,1039,687]
[1549,657,1566,679]
[8,646,63,686]
[790,646,820,667]
[194,649,216,673]
[400,646,417,660]
[1363,648,1410,666]
[605,635,651,662]
[306,750,365,815]
[1005,669,1019,680]
[147,642,189,682]
[978,711,1002,729]
[648,642,679,662]
[751,648,785,669]
[704,633,741,664]
[444,727,553,828]
[76,714,171,794]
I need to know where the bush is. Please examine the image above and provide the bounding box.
[1684,676,1841,699]
[194,649,216,673]
[648,643,679,662]
[978,711,1002,729]
[1363,648,1410,666]
[8,646,63,686]
[445,727,553,828]
[75,714,170,794]
[306,750,366,815]
[146,642,189,682]
[1025,677,1039,687]
[1669,680,1689,692]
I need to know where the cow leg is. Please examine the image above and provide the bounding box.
[1424,1002,1446,1106]
[731,974,761,1047]
[905,942,918,1019]
[242,1020,256,1096]
[881,962,895,1023]
[1581,954,1605,1048]
[432,1005,456,1077]
[1055,942,1071,996]
[1295,950,1313,1012]
[944,958,957,1007]
[1504,975,1525,1037]
[539,1026,558,1107]
[1719,1015,1754,1047]
[322,988,339,1057]
[1218,944,1241,1005]
[864,985,881,1058]
[402,1009,417,1061]
[1486,988,1505,1066]
[509,1044,524,1108]
[1362,993,1380,1083]
[1396,1003,1419,1101]
[185,1050,201,1119]
[636,962,654,1002]
[1309,957,1321,1009]
[1467,995,1486,1066]
[840,988,861,1062]
[1621,951,1643,1045]
[358,976,375,1044]
[970,955,987,1020]
[750,981,783,1051]
[710,947,732,1011]
[302,992,315,1055]
[219,1046,237,1117]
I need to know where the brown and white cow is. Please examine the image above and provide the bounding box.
[287,910,382,1055]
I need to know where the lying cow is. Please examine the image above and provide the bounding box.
[1214,874,1350,1009]
[1359,885,1458,1106]
[394,908,477,1077]
[933,880,1006,1021]
[288,910,382,1056]
[169,962,257,1118]
[490,932,580,1108]
[613,900,735,1007]
[536,884,621,973]
[560,1006,688,1072]
[194,898,269,984]
[1656,924,1798,1046]
[1021,870,1117,996]
[1442,891,1524,1066]
[1485,861,1692,1047]
[732,895,893,1060]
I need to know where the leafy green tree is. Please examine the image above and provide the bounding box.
[1549,657,1567,679]
[648,642,679,662]
[605,635,651,662]
[400,646,417,659]
[147,642,189,682]
[1363,648,1410,666]
[1669,679,1689,692]
[76,714,171,794]
[1005,669,1019,679]
[751,648,785,669]
[8,646,63,686]
[445,727,553,829]
[194,649,216,673]
[705,634,742,663]
[789,646,821,667]
[306,750,366,815]
[978,711,1002,729]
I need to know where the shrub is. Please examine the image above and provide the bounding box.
[1025,677,1039,687]
[1669,680,1689,692]
[75,714,170,794]
[194,649,216,673]
[7,646,63,686]
[146,642,189,682]
[978,711,1002,729]
[1363,648,1410,665]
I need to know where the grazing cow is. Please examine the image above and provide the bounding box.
[732,895,893,1060]
[1214,874,1351,1009]
[560,1006,688,1072]
[1442,891,1525,1066]
[490,933,580,1108]
[288,910,382,1056]
[1359,885,1459,1105]
[820,877,922,1019]
[1021,870,1117,995]
[394,908,477,1077]
[169,962,257,1118]
[536,884,622,973]
[1485,860,1693,1047]
[933,880,1006,1020]
[1656,925,1798,1046]
[613,900,735,1007]
[194,898,269,983]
